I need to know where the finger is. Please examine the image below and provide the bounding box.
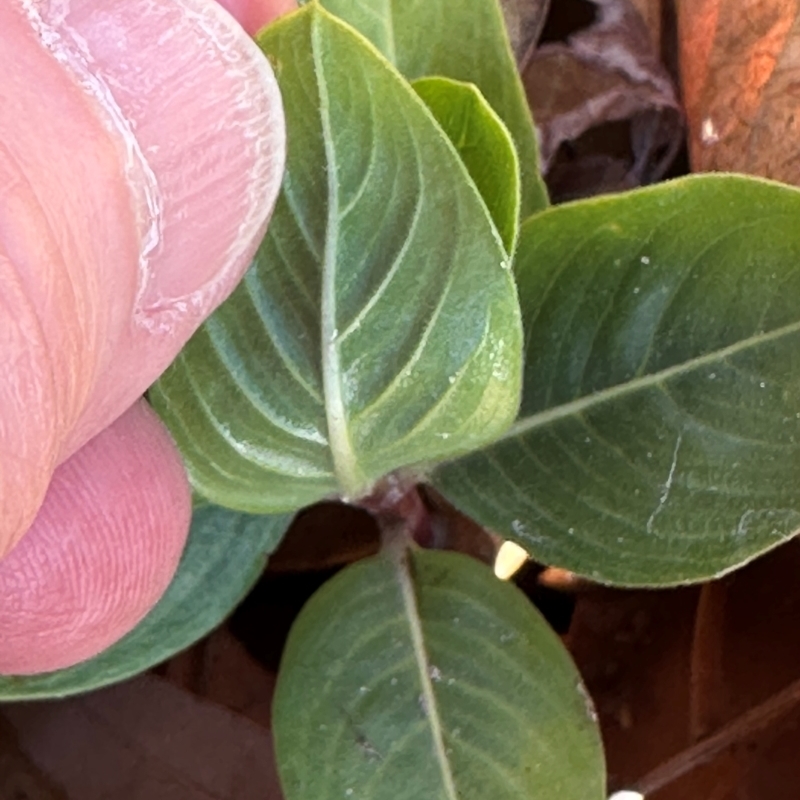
[1,1,285,555]
[0,3,140,555]
[0,400,191,675]
[57,0,286,454]
[0,250,57,552]
[216,0,298,35]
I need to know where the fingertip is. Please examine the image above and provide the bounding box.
[0,400,191,675]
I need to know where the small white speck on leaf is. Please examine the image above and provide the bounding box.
[418,694,428,716]
[640,256,650,264]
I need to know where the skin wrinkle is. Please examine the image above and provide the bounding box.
[0,0,289,675]
[0,247,59,551]
[0,401,191,675]
[59,0,287,455]
[0,139,95,438]
[0,0,139,554]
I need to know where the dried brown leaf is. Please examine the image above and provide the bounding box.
[689,581,730,742]
[266,501,379,573]
[525,0,682,200]
[1,675,282,800]
[677,0,800,181]
[566,586,699,792]
[630,0,662,45]
[0,717,68,800]
[567,541,800,798]
[703,541,800,799]
[161,628,276,728]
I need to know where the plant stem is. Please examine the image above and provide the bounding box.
[360,475,432,549]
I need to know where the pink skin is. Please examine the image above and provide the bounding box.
[216,0,297,35]
[0,402,192,675]
[0,0,294,675]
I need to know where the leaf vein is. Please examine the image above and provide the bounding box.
[338,150,426,343]
[504,318,800,442]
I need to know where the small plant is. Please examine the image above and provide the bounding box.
[6,1,800,798]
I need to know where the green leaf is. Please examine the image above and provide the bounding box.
[0,505,290,700]
[413,77,520,254]
[311,0,548,217]
[432,175,800,586]
[151,5,523,512]
[273,546,604,800]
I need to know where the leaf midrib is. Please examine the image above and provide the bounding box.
[391,544,459,800]
[500,317,800,443]
[313,12,364,497]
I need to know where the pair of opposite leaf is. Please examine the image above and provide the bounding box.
[9,0,800,678]
[0,0,288,675]
[157,0,800,592]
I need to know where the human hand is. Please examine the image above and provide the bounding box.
[216,0,298,34]
[0,0,291,674]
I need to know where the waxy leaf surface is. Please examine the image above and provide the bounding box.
[413,77,520,254]
[0,505,290,699]
[151,6,522,512]
[273,547,604,800]
[311,0,548,216]
[434,176,800,586]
